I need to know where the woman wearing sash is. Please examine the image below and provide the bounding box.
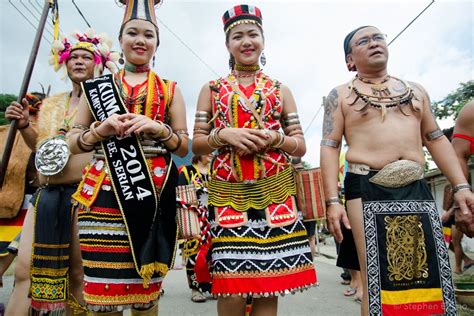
[68,0,187,315]
[192,5,317,316]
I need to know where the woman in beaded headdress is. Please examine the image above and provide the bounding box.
[68,0,188,314]
[5,28,116,315]
[192,4,317,316]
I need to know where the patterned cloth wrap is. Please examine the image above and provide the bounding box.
[345,171,456,316]
[73,70,178,312]
[30,185,77,315]
[207,72,317,297]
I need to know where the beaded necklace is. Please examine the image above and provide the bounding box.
[348,75,417,121]
[124,63,150,73]
[357,74,391,97]
[234,64,260,72]
[231,69,262,78]
[59,93,78,136]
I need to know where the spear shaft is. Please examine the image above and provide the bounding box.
[0,0,54,188]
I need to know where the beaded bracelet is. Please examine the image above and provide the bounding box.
[72,124,89,132]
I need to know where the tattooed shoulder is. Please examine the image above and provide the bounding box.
[323,88,339,136]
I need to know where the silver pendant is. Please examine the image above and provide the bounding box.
[35,137,70,176]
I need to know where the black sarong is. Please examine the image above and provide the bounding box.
[30,184,77,314]
[345,172,456,316]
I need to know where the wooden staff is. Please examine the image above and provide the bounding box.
[0,0,54,188]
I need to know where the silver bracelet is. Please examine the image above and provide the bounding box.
[453,183,472,193]
[320,139,340,148]
[326,197,342,207]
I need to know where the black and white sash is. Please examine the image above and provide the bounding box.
[82,74,158,269]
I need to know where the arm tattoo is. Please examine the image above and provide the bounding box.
[322,88,339,136]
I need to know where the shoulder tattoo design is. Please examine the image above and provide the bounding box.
[323,88,339,137]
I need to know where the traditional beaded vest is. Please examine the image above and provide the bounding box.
[210,72,289,182]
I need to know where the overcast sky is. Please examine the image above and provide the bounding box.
[1,0,472,166]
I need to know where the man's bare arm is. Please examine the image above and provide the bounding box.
[320,86,350,241]
[320,87,344,199]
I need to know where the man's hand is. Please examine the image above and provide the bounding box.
[5,99,29,128]
[327,203,351,243]
[454,189,474,238]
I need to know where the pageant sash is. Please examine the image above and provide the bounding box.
[82,74,158,274]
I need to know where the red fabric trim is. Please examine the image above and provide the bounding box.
[89,207,122,215]
[84,280,162,296]
[452,133,474,153]
[211,268,316,294]
[381,301,444,316]
[195,243,212,283]
[80,245,131,253]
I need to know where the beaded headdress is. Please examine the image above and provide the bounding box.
[222,4,262,33]
[50,28,120,80]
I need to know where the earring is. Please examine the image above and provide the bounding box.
[153,56,155,68]
[347,63,356,71]
[119,52,124,65]
[260,52,266,66]
[228,55,235,70]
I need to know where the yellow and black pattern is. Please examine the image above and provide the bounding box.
[30,185,77,313]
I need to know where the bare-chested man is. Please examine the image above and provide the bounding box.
[4,29,117,315]
[320,26,474,315]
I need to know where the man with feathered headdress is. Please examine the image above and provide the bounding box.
[5,28,117,315]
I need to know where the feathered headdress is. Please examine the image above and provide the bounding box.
[49,28,121,80]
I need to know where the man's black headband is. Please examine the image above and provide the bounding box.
[343,25,373,61]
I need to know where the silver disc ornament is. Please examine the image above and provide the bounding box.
[35,137,70,176]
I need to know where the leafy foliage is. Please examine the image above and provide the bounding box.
[0,94,17,126]
[432,80,474,120]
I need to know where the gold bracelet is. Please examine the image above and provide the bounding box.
[289,137,299,155]
[208,128,226,148]
[272,130,285,148]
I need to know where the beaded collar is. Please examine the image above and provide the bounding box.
[348,75,417,121]
[124,63,150,73]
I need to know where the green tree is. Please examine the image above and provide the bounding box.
[432,80,474,120]
[0,94,17,125]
